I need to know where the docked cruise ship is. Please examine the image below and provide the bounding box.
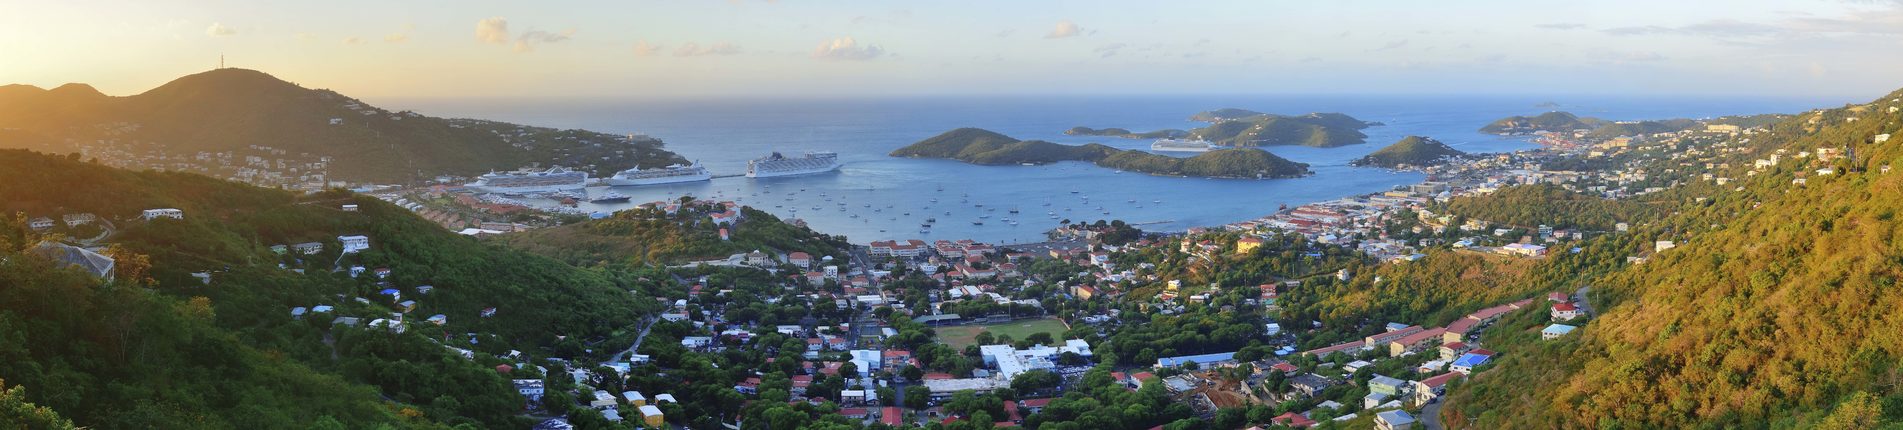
[1151,138,1216,152]
[747,151,842,178]
[465,167,589,193]
[608,162,712,186]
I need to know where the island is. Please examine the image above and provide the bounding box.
[1185,110,1380,147]
[1063,126,1188,139]
[891,127,1309,179]
[1482,111,1789,138]
[1352,135,1467,168]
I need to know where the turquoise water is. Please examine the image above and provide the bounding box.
[388,94,1832,244]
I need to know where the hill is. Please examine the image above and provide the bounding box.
[1352,135,1467,168]
[892,128,1309,179]
[1186,112,1377,147]
[496,203,851,266]
[1443,88,1903,428]
[1064,126,1188,139]
[1480,111,1612,134]
[0,149,665,427]
[0,68,686,183]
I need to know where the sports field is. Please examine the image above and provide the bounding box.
[935,318,1070,349]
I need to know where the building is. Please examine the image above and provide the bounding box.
[639,404,664,427]
[1272,412,1317,428]
[61,213,95,226]
[513,379,546,403]
[1542,324,1578,340]
[1450,350,1494,374]
[27,217,55,230]
[338,235,371,254]
[1368,374,1408,397]
[982,339,1093,379]
[1411,371,1462,406]
[1289,374,1334,397]
[141,208,184,220]
[1154,351,1236,369]
[1500,243,1547,257]
[1551,302,1582,321]
[1236,236,1263,254]
[1375,410,1416,430]
[28,241,115,280]
[922,378,1007,400]
[1387,327,1448,357]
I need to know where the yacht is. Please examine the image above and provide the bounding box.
[588,191,632,203]
[747,151,843,178]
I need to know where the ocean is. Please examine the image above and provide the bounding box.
[386,94,1834,245]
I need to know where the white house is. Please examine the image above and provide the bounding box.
[142,208,184,221]
[339,235,371,254]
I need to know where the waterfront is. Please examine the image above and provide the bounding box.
[389,94,1831,244]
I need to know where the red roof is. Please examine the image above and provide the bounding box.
[1020,398,1052,408]
[880,407,903,425]
[1418,371,1462,388]
[1272,362,1300,372]
[1469,348,1497,357]
[1442,341,1468,350]
[1273,412,1318,428]
[923,372,955,380]
[840,407,870,417]
[1553,302,1578,312]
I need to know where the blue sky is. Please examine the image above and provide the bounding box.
[4,0,1902,99]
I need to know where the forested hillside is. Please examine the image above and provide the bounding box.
[0,149,663,428]
[893,128,1310,178]
[1442,183,1669,231]
[498,204,851,266]
[1444,90,1903,428]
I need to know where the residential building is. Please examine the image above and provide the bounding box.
[1375,410,1416,430]
[338,235,370,254]
[141,208,184,220]
[1542,324,1578,340]
[28,241,115,280]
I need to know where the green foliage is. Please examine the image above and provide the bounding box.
[892,128,1309,178]
[1443,183,1668,230]
[1479,111,1609,134]
[500,204,847,266]
[1352,135,1466,168]
[1186,112,1374,147]
[1064,127,1187,139]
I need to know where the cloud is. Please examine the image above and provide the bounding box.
[1093,43,1126,58]
[205,22,236,37]
[1601,19,1781,37]
[812,37,886,60]
[674,42,742,57]
[1046,20,1082,39]
[1372,39,1410,51]
[385,33,409,43]
[1588,50,1667,64]
[476,17,510,44]
[344,37,366,45]
[1536,23,1586,30]
[512,29,575,52]
[633,40,663,57]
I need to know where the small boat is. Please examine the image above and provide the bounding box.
[972,220,984,225]
[589,192,632,203]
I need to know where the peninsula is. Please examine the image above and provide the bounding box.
[1352,135,1467,168]
[1063,126,1188,139]
[892,127,1309,179]
[1482,111,1790,137]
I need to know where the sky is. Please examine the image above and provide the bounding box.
[4,0,1903,99]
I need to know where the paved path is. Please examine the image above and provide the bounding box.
[1422,399,1446,430]
[611,317,658,363]
[1573,285,1595,316]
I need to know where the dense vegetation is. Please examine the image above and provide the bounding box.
[1479,111,1609,134]
[893,128,1309,178]
[1444,89,1903,428]
[0,149,668,428]
[1185,112,1375,148]
[1443,183,1668,231]
[1063,127,1187,139]
[0,68,686,182]
[498,202,850,266]
[1351,135,1466,168]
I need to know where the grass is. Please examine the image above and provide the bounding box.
[935,318,1071,350]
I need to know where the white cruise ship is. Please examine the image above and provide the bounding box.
[466,167,589,193]
[608,162,712,186]
[1151,138,1215,152]
[747,151,842,178]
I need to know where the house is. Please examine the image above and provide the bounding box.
[426,314,447,325]
[1154,352,1237,369]
[1551,302,1582,321]
[1368,374,1408,397]
[27,217,56,231]
[840,389,868,405]
[338,235,371,254]
[1375,410,1416,430]
[141,208,184,220]
[1388,327,1448,357]
[341,204,359,212]
[1271,412,1317,428]
[1439,342,1471,361]
[1412,371,1462,406]
[639,404,664,427]
[1542,324,1578,340]
[61,213,96,227]
[291,242,324,255]
[513,379,546,402]
[788,252,812,268]
[28,241,115,280]
[589,391,618,409]
[682,336,714,348]
[1236,236,1263,254]
[600,409,622,423]
[1289,374,1333,397]
[1499,242,1547,257]
[1450,350,1494,374]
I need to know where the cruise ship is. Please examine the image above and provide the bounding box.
[1150,138,1216,152]
[466,167,589,193]
[607,162,712,186]
[747,151,842,178]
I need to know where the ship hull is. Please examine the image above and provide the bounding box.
[746,162,842,178]
[1150,144,1213,153]
[607,172,712,186]
[466,182,587,193]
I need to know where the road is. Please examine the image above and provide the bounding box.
[1422,399,1446,430]
[611,317,659,363]
[1572,285,1595,316]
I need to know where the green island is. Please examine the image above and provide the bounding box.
[1063,127,1188,139]
[1351,135,1468,168]
[1482,111,1790,137]
[891,127,1310,179]
[1185,110,1378,147]
[0,68,686,183]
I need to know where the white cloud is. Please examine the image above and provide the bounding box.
[675,42,742,57]
[1093,43,1126,58]
[811,37,885,60]
[205,22,236,37]
[344,37,366,45]
[476,17,510,44]
[633,40,663,57]
[385,33,409,43]
[512,29,575,52]
[1046,20,1082,39]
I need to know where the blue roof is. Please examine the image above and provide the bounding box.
[1542,324,1578,335]
[1453,353,1491,367]
[379,288,400,295]
[1156,352,1237,368]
